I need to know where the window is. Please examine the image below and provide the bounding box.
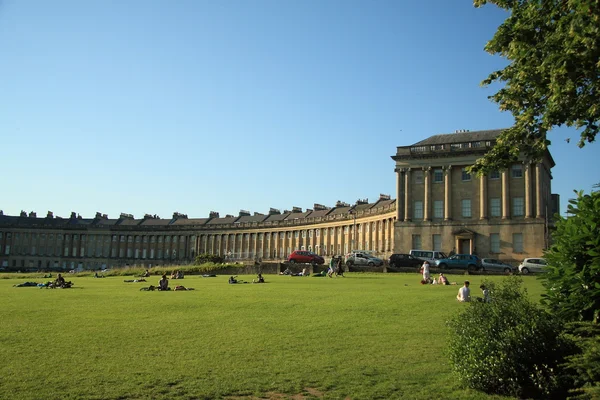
[414,200,423,219]
[344,226,349,234]
[511,164,523,178]
[294,231,299,238]
[432,234,442,251]
[309,230,313,238]
[316,229,320,237]
[412,235,422,250]
[433,200,444,219]
[461,168,471,181]
[490,233,500,253]
[490,198,501,217]
[513,197,524,216]
[330,228,334,236]
[120,235,125,243]
[461,199,472,218]
[433,169,444,183]
[490,170,500,180]
[513,233,523,253]
[414,170,423,184]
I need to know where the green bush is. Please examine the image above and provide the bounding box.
[563,322,600,399]
[194,253,224,265]
[447,276,575,399]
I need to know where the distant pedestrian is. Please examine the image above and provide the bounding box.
[421,261,430,283]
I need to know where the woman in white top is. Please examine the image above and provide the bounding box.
[421,261,430,282]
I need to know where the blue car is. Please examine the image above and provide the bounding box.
[434,254,482,271]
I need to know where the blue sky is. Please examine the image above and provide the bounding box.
[1,0,598,219]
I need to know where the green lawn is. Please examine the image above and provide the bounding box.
[0,272,544,400]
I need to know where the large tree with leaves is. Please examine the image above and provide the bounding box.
[470,0,600,174]
[542,189,600,323]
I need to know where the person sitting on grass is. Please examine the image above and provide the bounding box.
[456,281,471,302]
[176,270,184,279]
[141,269,150,278]
[158,274,169,291]
[438,273,449,285]
[477,284,491,303]
[253,273,265,283]
[228,276,238,284]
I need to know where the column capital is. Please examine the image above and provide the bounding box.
[422,166,432,172]
[443,165,452,172]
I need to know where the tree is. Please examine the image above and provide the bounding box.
[542,189,600,323]
[470,0,600,174]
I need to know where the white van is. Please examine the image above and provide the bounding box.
[409,250,447,263]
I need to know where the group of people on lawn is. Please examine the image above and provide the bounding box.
[420,260,490,302]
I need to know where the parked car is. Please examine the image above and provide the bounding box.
[481,258,514,273]
[435,254,482,271]
[518,258,547,274]
[345,253,384,267]
[388,253,422,269]
[287,251,324,265]
[409,250,447,263]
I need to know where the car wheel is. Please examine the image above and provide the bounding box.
[521,267,529,275]
[311,261,316,267]
[389,262,396,268]
[438,263,447,269]
[289,259,296,264]
[504,267,512,273]
[346,261,353,267]
[467,264,477,272]
[368,262,374,267]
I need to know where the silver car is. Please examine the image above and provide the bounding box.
[481,258,514,273]
[345,253,384,267]
[518,258,547,274]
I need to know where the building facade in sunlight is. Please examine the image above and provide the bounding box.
[0,129,557,271]
[391,129,557,259]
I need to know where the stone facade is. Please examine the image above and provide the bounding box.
[0,198,396,271]
[391,129,556,264]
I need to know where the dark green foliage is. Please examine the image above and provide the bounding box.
[195,253,224,265]
[542,190,600,323]
[563,322,600,399]
[470,0,600,174]
[447,277,574,398]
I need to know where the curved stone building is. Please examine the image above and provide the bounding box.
[0,129,558,271]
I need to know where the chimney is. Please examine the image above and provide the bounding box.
[239,210,250,217]
[379,194,391,201]
[209,211,219,218]
[28,211,37,218]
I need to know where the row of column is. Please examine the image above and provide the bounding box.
[197,218,395,258]
[396,163,545,221]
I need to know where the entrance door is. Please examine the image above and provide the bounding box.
[460,239,471,254]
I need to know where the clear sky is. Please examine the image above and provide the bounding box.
[1,0,598,219]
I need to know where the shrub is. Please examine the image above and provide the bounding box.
[447,276,574,399]
[195,253,224,265]
[563,322,600,399]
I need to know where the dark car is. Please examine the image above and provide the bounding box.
[287,250,324,265]
[388,253,422,269]
[434,254,482,271]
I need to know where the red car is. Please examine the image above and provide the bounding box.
[287,250,324,265]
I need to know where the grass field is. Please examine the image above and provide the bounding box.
[0,272,544,400]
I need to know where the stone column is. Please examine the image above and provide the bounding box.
[396,169,403,221]
[502,170,510,219]
[424,167,431,221]
[404,168,411,221]
[479,174,487,219]
[525,163,533,218]
[444,165,452,220]
[536,163,543,218]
